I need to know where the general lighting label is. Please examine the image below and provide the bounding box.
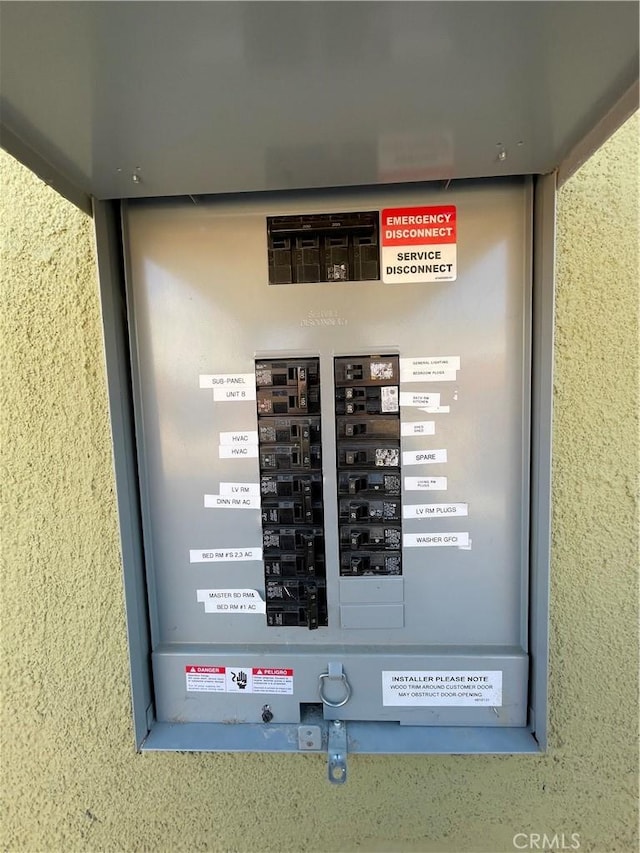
[400,356,460,382]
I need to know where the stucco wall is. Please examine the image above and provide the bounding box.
[1,113,638,853]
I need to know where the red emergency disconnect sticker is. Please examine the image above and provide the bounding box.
[381,205,457,283]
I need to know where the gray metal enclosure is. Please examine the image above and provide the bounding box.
[123,178,534,735]
[1,0,636,769]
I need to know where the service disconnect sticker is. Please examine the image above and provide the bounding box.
[381,206,457,283]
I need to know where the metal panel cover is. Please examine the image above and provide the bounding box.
[0,2,637,203]
[123,179,532,728]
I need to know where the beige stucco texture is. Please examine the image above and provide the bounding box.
[1,114,638,853]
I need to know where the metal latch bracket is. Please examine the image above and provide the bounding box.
[327,719,347,785]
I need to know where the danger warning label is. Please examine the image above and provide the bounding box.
[185,665,294,694]
[381,205,457,283]
[184,665,226,693]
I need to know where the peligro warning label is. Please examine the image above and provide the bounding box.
[185,666,294,695]
[382,671,502,706]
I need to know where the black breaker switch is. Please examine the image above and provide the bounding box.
[256,359,327,628]
[267,212,380,285]
[335,356,402,577]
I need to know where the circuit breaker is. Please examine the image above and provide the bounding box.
[256,358,327,629]
[119,176,548,766]
[335,356,402,578]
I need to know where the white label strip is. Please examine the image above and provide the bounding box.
[419,405,450,414]
[400,356,461,371]
[403,532,469,548]
[400,392,440,408]
[404,476,448,491]
[190,548,262,563]
[219,444,259,459]
[219,431,258,445]
[219,482,260,496]
[197,589,266,614]
[401,421,435,436]
[403,502,468,519]
[213,386,256,402]
[400,368,457,383]
[382,671,502,707]
[199,373,255,389]
[204,494,261,509]
[402,448,447,466]
[185,666,294,695]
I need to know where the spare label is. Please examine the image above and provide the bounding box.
[381,206,457,283]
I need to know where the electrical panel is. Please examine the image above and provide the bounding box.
[117,177,550,767]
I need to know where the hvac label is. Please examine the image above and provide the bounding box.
[185,665,294,694]
[382,671,502,706]
[381,206,457,283]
